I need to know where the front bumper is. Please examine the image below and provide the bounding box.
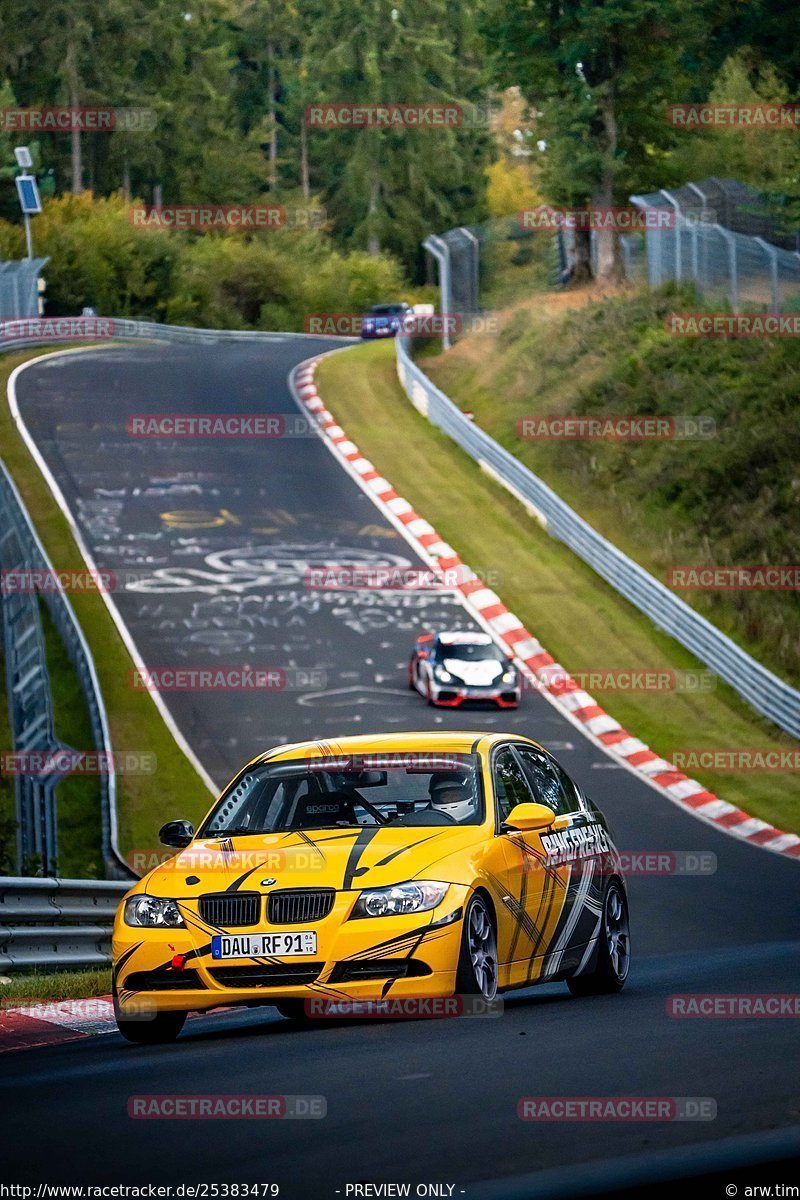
[429,681,520,708]
[113,891,466,1015]
[361,326,397,339]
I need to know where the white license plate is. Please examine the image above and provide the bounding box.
[211,931,317,959]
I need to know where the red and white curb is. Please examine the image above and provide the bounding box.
[293,357,800,862]
[0,996,241,1053]
[0,996,118,1053]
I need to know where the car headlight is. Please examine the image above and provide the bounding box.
[351,881,449,918]
[434,665,453,682]
[501,669,516,683]
[124,895,185,928]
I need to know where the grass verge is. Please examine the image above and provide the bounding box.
[316,339,800,834]
[425,282,800,687]
[0,347,213,872]
[0,967,112,1005]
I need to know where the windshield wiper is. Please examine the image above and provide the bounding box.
[206,827,255,837]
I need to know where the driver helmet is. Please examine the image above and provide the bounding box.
[428,773,476,823]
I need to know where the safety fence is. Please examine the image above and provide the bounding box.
[0,460,130,879]
[0,876,127,970]
[426,179,800,320]
[631,178,800,311]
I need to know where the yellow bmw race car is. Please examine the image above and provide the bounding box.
[113,732,630,1042]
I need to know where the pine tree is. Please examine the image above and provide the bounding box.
[485,0,708,279]
[305,0,489,262]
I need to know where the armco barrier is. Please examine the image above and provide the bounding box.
[395,334,800,740]
[0,877,128,970]
[0,459,132,879]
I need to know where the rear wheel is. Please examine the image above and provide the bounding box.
[567,880,630,996]
[113,986,187,1044]
[456,893,498,1001]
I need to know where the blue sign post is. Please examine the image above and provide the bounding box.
[14,149,42,260]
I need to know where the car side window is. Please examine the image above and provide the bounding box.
[514,748,580,816]
[493,748,535,823]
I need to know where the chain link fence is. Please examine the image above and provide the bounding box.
[631,178,800,310]
[426,178,800,322]
[425,216,562,338]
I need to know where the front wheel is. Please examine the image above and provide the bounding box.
[567,880,630,996]
[274,1000,312,1022]
[455,893,498,1001]
[114,987,187,1044]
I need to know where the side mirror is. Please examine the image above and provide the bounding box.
[159,819,194,848]
[418,650,429,659]
[503,803,555,833]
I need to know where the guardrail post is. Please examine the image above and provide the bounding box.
[755,237,779,312]
[422,235,453,350]
[715,226,738,311]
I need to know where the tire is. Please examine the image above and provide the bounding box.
[274,1000,311,1022]
[455,892,498,1001]
[407,660,416,690]
[114,987,187,1044]
[567,880,630,997]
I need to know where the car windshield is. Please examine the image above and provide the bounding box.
[369,304,405,315]
[199,753,484,834]
[439,641,500,662]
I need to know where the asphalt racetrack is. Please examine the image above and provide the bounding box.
[3,335,799,1193]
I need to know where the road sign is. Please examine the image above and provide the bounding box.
[16,174,42,215]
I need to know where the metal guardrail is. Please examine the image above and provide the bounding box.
[0,460,132,879]
[395,335,800,740]
[0,876,128,970]
[0,319,346,353]
[0,319,356,363]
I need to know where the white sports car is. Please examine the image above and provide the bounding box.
[408,630,521,708]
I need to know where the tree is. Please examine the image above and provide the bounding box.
[304,0,490,265]
[669,50,800,235]
[0,0,116,193]
[485,0,708,280]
